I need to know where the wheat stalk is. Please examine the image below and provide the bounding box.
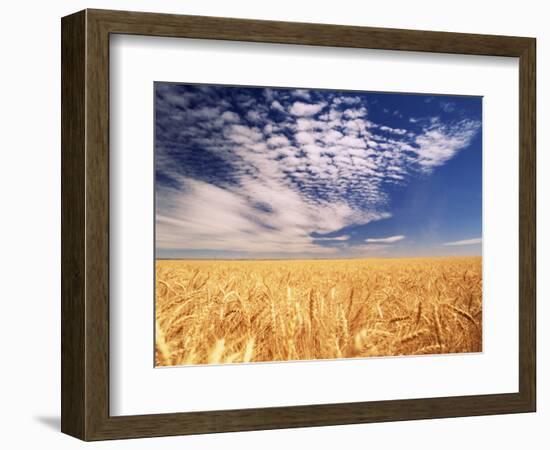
[155,257,482,365]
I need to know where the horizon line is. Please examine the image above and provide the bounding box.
[155,255,482,261]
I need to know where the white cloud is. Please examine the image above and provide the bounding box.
[323,129,343,144]
[247,110,263,122]
[343,107,367,119]
[413,119,481,171]
[190,106,221,120]
[267,135,291,147]
[379,125,407,135]
[220,111,240,123]
[289,101,326,117]
[157,177,387,255]
[440,101,456,113]
[225,124,263,144]
[314,234,350,241]
[443,237,482,246]
[334,96,361,105]
[365,235,405,243]
[157,85,195,109]
[296,118,326,131]
[271,100,286,113]
[295,131,316,145]
[293,89,311,100]
[339,135,367,149]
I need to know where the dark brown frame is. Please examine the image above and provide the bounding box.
[61,9,536,441]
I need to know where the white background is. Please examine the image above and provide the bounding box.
[0,0,547,449]
[110,36,519,415]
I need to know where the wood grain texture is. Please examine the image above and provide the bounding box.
[61,8,536,441]
[518,39,536,409]
[61,10,86,439]
[89,8,532,56]
[85,10,111,439]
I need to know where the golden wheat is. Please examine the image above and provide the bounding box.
[155,256,482,366]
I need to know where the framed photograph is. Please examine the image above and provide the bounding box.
[61,9,536,440]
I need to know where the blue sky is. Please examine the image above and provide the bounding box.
[155,83,482,259]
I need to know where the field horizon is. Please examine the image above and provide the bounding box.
[156,255,482,262]
[155,256,482,367]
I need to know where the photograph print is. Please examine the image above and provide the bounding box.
[154,82,482,367]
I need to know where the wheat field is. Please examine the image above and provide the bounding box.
[155,257,482,366]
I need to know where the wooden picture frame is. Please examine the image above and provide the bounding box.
[61,9,536,441]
